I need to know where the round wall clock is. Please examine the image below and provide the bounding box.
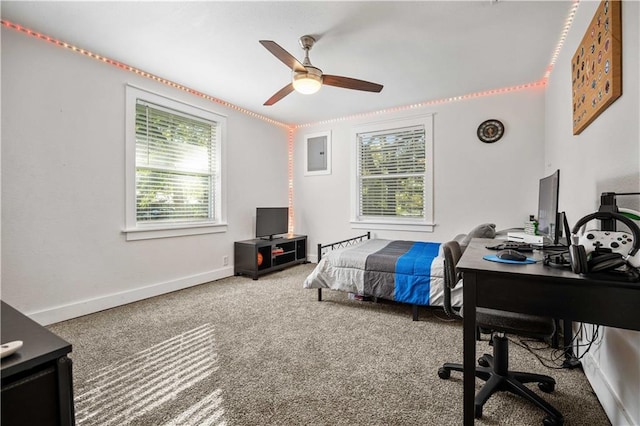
[477,119,505,143]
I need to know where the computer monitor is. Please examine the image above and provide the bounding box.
[537,169,560,245]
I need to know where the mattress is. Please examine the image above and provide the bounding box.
[303,239,463,307]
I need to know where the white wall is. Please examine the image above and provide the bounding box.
[545,1,640,424]
[3,3,638,423]
[293,89,546,259]
[1,29,289,324]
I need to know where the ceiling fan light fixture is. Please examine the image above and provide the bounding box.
[292,69,322,94]
[260,37,383,105]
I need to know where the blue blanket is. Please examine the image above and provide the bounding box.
[364,241,442,305]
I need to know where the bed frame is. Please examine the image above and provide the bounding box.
[317,231,372,263]
[316,231,424,321]
[316,232,370,304]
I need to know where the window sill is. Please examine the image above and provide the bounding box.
[351,220,435,233]
[123,222,228,241]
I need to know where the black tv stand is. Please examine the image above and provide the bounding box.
[234,235,307,280]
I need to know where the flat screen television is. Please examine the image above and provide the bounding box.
[256,207,288,240]
[537,169,560,245]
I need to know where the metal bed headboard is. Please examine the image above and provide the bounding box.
[317,232,371,262]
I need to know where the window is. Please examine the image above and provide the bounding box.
[352,115,434,232]
[124,86,226,240]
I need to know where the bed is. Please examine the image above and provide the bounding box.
[303,232,466,321]
[303,224,498,320]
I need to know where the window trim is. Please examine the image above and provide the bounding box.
[124,84,227,241]
[351,114,434,232]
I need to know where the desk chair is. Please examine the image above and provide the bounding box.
[437,240,563,426]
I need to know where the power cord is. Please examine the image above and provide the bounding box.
[508,322,601,370]
[508,337,566,370]
[542,248,572,269]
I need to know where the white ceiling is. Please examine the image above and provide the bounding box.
[2,1,574,125]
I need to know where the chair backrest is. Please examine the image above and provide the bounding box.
[442,241,462,289]
[441,240,463,318]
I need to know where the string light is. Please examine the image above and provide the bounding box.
[2,1,580,128]
[0,19,291,129]
[3,2,581,235]
[544,0,581,80]
[287,127,295,236]
[295,80,547,129]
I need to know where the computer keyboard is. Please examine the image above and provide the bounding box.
[485,242,536,252]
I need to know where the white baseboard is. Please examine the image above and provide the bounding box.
[581,351,636,426]
[28,267,234,326]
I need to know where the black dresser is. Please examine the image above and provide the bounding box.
[1,301,75,425]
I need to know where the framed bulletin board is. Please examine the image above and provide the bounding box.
[572,0,622,135]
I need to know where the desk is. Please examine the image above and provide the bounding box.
[458,239,640,425]
[1,301,75,425]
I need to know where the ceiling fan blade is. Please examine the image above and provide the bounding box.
[264,83,295,106]
[323,75,383,92]
[259,40,306,73]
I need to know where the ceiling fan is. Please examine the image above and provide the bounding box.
[259,35,384,106]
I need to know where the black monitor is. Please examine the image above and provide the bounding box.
[537,170,560,245]
[256,207,288,240]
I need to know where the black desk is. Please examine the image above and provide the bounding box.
[1,301,75,425]
[458,239,640,425]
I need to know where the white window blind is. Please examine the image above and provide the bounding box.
[357,125,426,219]
[135,101,217,223]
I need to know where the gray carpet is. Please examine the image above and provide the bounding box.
[48,264,610,425]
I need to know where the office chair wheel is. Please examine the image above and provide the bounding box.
[437,367,450,379]
[543,415,563,426]
[538,381,555,393]
[478,355,490,367]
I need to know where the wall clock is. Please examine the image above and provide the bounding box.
[477,119,505,143]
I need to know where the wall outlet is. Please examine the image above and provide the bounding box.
[223,255,229,266]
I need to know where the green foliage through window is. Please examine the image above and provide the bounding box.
[135,102,216,223]
[358,126,426,218]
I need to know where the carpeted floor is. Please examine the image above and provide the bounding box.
[48,264,611,425]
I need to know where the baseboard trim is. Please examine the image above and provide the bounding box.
[28,267,234,325]
[581,350,635,426]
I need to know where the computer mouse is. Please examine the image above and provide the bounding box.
[496,249,527,262]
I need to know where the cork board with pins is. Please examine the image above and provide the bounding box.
[572,0,622,135]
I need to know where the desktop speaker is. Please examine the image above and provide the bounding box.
[569,211,640,275]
